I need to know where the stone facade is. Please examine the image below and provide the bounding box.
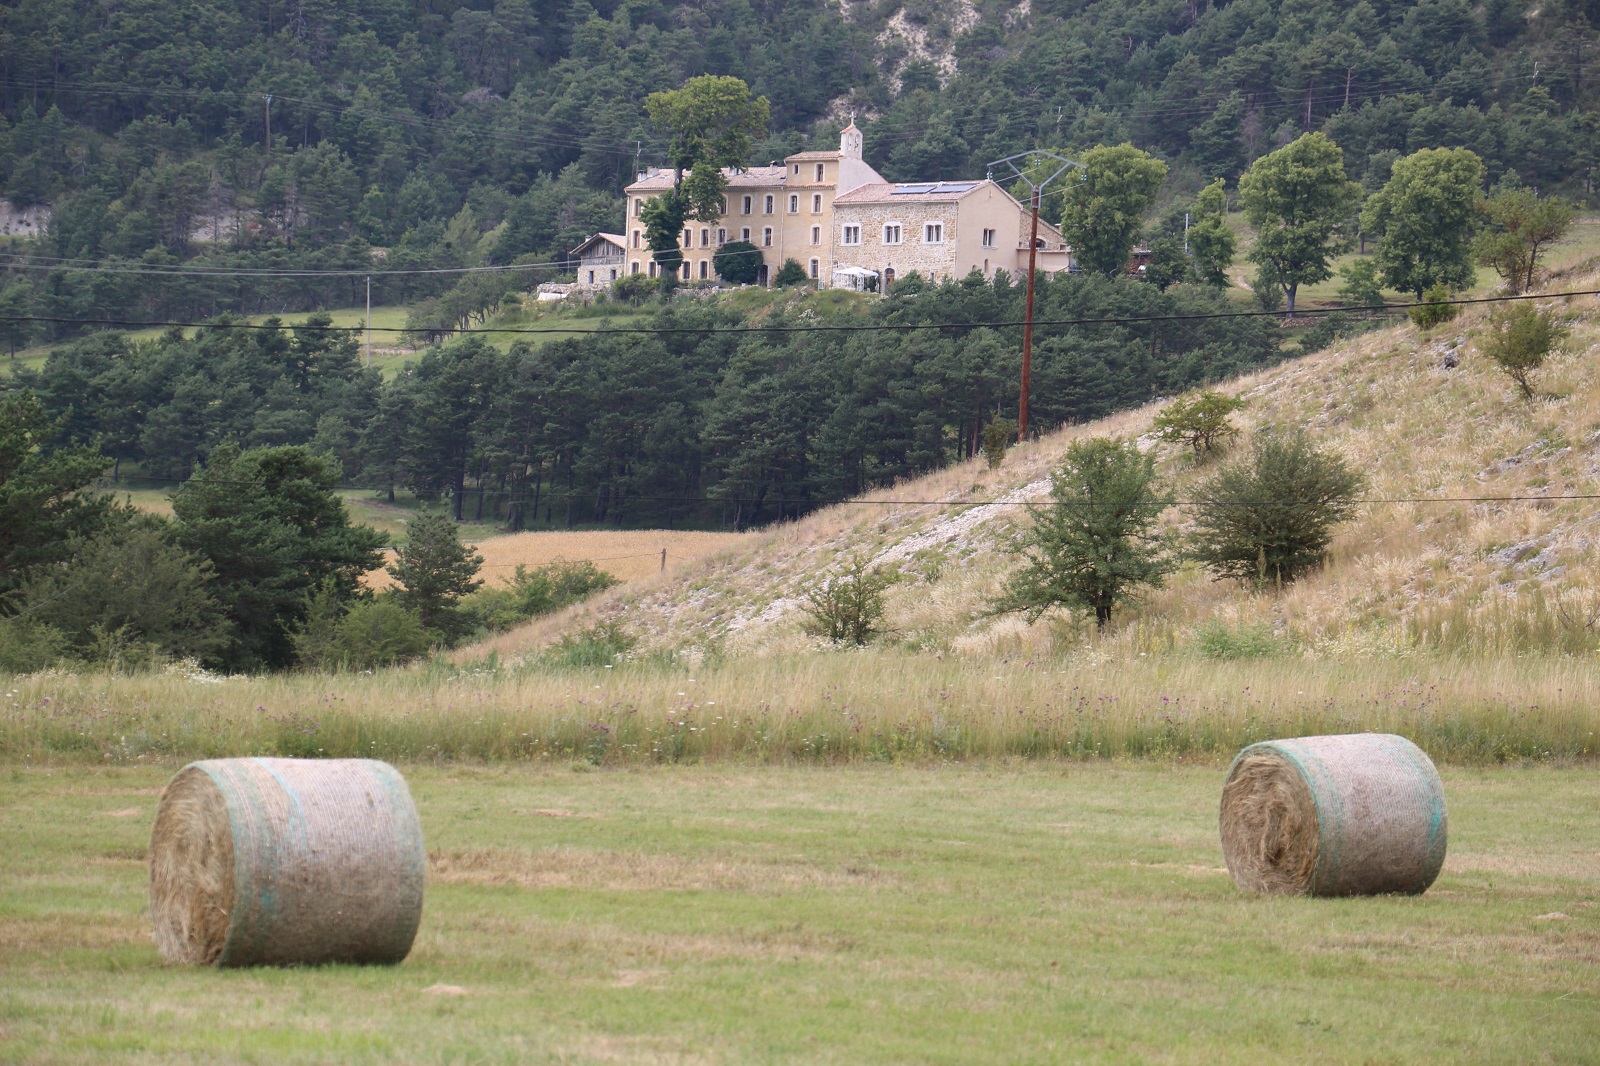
[569,232,628,290]
[621,125,1072,289]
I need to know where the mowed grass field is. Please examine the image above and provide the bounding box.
[0,761,1594,1064]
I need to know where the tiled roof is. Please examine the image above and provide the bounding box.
[725,166,788,188]
[570,232,627,256]
[625,165,787,193]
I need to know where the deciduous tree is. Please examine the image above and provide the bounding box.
[1188,428,1364,587]
[1187,179,1236,288]
[1059,144,1168,277]
[1238,133,1363,315]
[643,76,770,278]
[1362,147,1485,298]
[998,437,1171,628]
[1152,390,1245,458]
[1473,187,1575,295]
[1479,302,1568,401]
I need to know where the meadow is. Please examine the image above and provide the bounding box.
[1,759,1595,1064]
[3,654,1597,767]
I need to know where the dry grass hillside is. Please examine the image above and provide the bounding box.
[462,268,1600,667]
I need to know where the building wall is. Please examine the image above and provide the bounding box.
[624,180,809,282]
[832,200,961,283]
[619,133,1070,289]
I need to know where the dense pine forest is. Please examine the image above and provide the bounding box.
[2,0,1596,328]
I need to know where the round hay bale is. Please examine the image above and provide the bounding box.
[150,758,425,966]
[1219,733,1447,897]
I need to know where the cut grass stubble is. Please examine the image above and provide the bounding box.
[1,762,1596,1064]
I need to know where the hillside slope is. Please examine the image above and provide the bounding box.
[463,269,1600,665]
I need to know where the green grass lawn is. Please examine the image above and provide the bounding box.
[95,480,509,543]
[1,761,1594,1063]
[467,310,655,354]
[1223,213,1600,310]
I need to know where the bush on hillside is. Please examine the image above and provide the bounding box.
[800,556,899,645]
[1408,283,1458,329]
[462,559,619,633]
[1152,391,1244,458]
[1188,427,1365,588]
[1479,302,1568,401]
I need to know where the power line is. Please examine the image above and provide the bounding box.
[0,242,771,278]
[0,60,1566,161]
[90,475,1600,511]
[2,287,1593,338]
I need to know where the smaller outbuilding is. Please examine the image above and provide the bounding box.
[570,233,628,290]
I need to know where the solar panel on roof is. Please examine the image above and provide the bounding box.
[891,183,937,194]
[939,182,978,192]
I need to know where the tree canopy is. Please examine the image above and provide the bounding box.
[1362,147,1486,298]
[171,444,386,671]
[1058,144,1167,277]
[999,437,1171,628]
[1239,134,1364,316]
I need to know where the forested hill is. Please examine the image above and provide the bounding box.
[2,0,1597,334]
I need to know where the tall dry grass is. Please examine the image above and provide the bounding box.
[4,652,1595,765]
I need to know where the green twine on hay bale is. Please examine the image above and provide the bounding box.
[149,758,426,966]
[1219,733,1447,897]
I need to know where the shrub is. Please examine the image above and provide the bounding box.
[1191,620,1291,659]
[1297,312,1378,355]
[800,556,899,645]
[1188,427,1365,588]
[1152,391,1244,458]
[295,591,432,670]
[773,258,809,287]
[1250,270,1284,312]
[1408,283,1457,329]
[713,240,761,284]
[547,619,636,667]
[610,273,663,304]
[1479,302,1568,401]
[0,618,69,673]
[981,417,1018,469]
[1336,258,1384,308]
[18,518,231,666]
[462,560,619,633]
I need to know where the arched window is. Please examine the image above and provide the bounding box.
[809,258,819,279]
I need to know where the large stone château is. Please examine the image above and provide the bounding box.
[606,123,1072,290]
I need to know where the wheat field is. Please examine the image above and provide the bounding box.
[369,529,745,590]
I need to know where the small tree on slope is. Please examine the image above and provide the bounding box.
[998,437,1171,628]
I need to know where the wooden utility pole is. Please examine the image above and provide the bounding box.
[987,151,1081,444]
[263,94,272,163]
[365,275,372,368]
[1020,187,1041,442]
